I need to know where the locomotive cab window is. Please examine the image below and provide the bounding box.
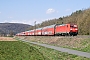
[70,25,77,28]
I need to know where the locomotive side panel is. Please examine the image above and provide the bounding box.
[55,24,70,35]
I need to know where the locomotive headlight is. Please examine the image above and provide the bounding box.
[75,29,78,30]
[70,29,72,30]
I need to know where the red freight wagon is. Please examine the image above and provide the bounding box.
[30,30,35,35]
[27,31,32,35]
[16,33,20,36]
[35,28,42,35]
[19,32,25,36]
[42,25,55,35]
[24,31,29,36]
[24,30,31,36]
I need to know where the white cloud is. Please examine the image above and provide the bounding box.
[3,17,58,25]
[3,19,40,25]
[3,20,30,25]
[4,20,9,23]
[10,20,32,25]
[46,8,58,14]
[5,19,48,25]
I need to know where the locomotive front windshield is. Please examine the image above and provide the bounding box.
[70,25,77,28]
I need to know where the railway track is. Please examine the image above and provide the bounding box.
[53,35,90,38]
[22,35,90,38]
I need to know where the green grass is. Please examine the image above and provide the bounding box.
[0,41,45,60]
[26,42,90,60]
[1,40,90,60]
[77,38,90,52]
[60,38,90,53]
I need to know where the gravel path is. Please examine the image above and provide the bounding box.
[21,39,90,58]
[0,37,17,41]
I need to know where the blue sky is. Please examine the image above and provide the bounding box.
[0,0,90,25]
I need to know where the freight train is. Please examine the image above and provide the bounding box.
[16,24,78,36]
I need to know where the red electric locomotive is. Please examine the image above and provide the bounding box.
[55,24,78,36]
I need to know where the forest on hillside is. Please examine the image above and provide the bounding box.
[28,8,90,35]
[0,23,31,36]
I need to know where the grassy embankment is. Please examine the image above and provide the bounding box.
[16,35,90,53]
[28,42,90,60]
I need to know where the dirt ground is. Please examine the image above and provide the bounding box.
[0,37,17,41]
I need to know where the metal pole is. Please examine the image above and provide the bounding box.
[34,21,36,35]
[89,27,90,35]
